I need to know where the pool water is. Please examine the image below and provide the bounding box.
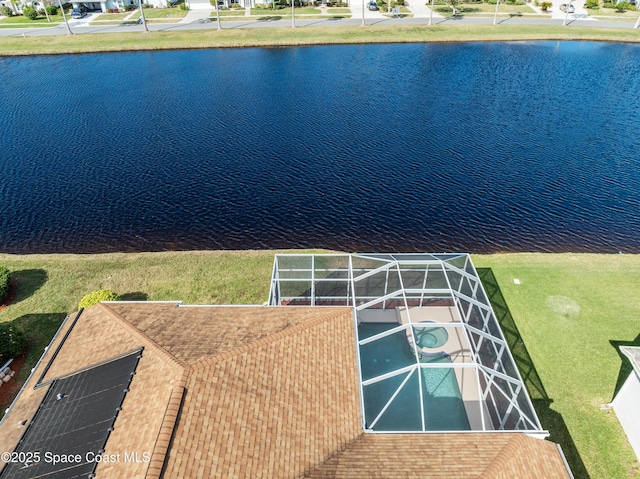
[359,323,470,431]
[414,325,449,349]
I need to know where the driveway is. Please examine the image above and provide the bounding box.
[550,0,594,20]
[406,0,442,18]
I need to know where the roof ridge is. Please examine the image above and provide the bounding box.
[477,434,532,479]
[189,307,352,372]
[301,431,366,477]
[145,370,188,479]
[99,303,187,370]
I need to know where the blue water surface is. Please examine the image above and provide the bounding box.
[1,41,640,253]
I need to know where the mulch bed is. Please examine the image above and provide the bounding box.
[0,354,27,411]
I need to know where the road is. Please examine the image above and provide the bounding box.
[0,5,638,37]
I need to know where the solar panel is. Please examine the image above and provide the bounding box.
[0,350,142,479]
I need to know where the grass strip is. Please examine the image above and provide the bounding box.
[0,24,639,56]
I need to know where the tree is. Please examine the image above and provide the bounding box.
[22,4,39,19]
[615,1,630,10]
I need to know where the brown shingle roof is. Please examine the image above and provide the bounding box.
[304,433,570,479]
[104,302,334,365]
[163,307,361,479]
[0,302,571,479]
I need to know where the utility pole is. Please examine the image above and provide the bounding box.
[291,0,295,26]
[57,0,73,34]
[42,1,51,22]
[139,0,149,31]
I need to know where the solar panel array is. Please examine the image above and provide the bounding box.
[0,351,141,479]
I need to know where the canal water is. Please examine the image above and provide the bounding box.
[1,41,639,253]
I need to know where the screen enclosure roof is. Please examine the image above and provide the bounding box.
[269,253,545,435]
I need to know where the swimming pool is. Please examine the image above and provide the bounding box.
[359,323,470,432]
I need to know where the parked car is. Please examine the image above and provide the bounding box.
[368,0,378,9]
[71,8,87,17]
[559,3,575,12]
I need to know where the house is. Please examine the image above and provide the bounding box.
[0,253,573,478]
[69,0,172,13]
[610,346,640,461]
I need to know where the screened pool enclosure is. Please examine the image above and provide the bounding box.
[269,253,545,436]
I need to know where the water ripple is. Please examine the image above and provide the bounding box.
[2,42,640,254]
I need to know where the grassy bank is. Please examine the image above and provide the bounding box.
[472,254,640,479]
[1,24,639,55]
[0,251,639,478]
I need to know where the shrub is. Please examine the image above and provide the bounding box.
[0,323,26,360]
[615,0,631,9]
[78,289,120,309]
[180,2,188,8]
[45,4,58,14]
[0,267,9,304]
[540,1,551,9]
[22,5,38,19]
[1,5,13,16]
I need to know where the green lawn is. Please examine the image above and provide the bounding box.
[131,7,188,18]
[0,13,65,25]
[0,251,639,477]
[93,12,132,20]
[473,254,640,479]
[589,6,640,18]
[251,6,322,14]
[213,9,246,15]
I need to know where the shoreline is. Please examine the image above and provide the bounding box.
[1,24,640,56]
